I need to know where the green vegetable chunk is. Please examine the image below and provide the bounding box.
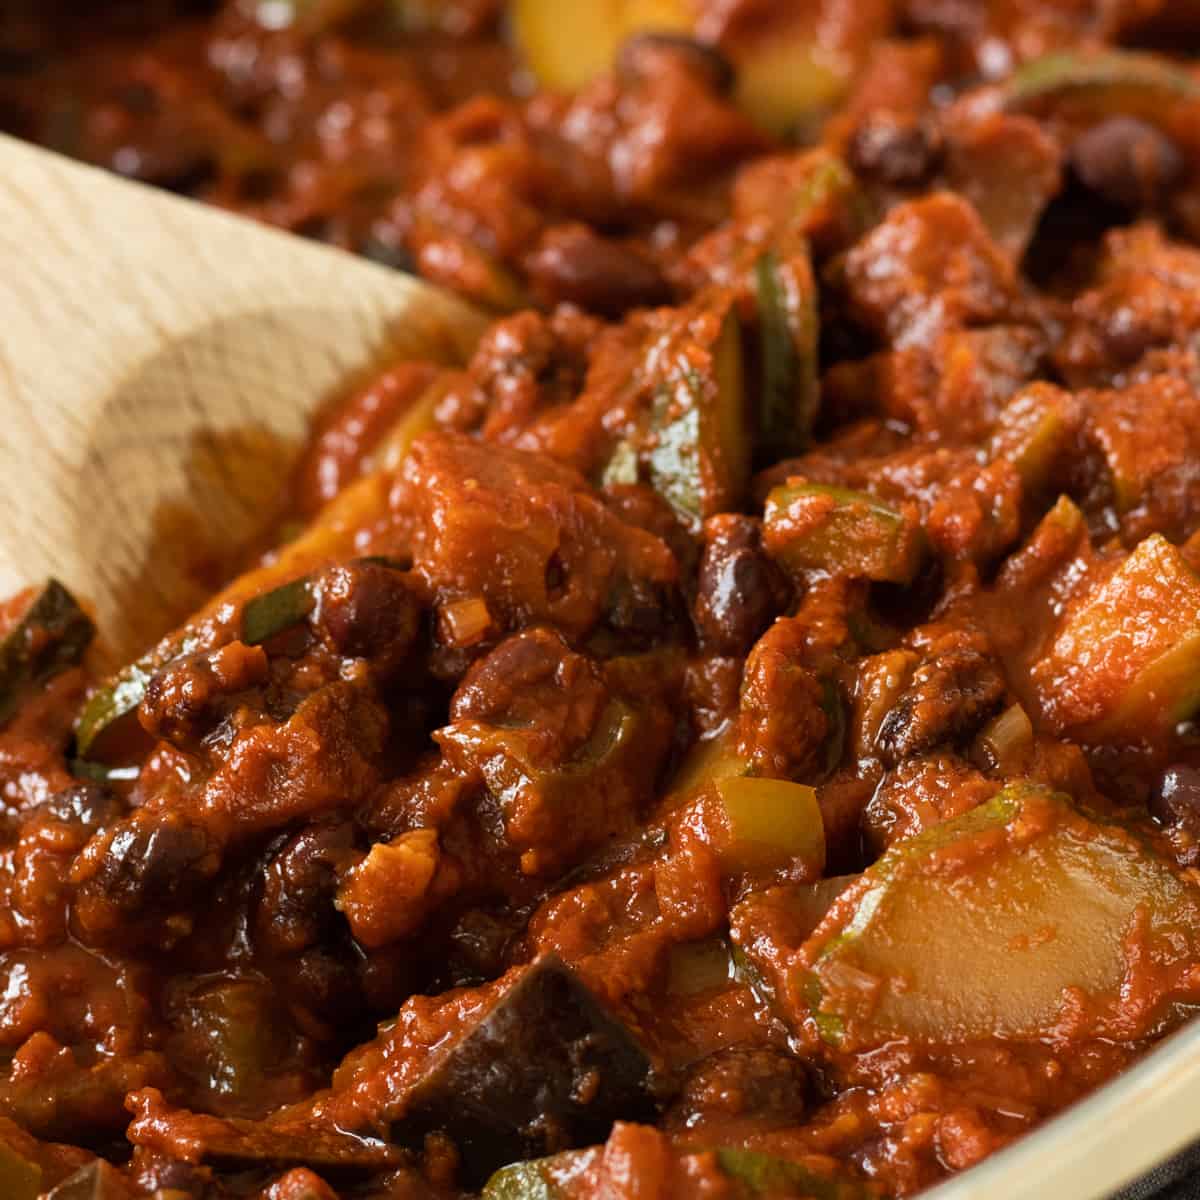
[666,726,749,797]
[241,576,314,645]
[803,784,1200,1048]
[645,303,749,523]
[0,1141,41,1200]
[763,482,922,583]
[970,702,1034,773]
[75,633,195,757]
[482,1149,598,1200]
[480,1145,871,1199]
[1032,534,1200,739]
[755,245,819,460]
[986,384,1077,492]
[730,878,857,1010]
[731,38,853,139]
[77,571,316,756]
[1008,48,1200,116]
[666,937,733,996]
[69,761,140,785]
[716,776,825,875]
[168,978,295,1108]
[715,1147,872,1198]
[0,578,93,725]
[438,697,645,875]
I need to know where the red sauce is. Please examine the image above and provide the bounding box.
[4,2,1200,1196]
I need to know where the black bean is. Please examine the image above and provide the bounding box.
[849,113,942,187]
[694,516,790,656]
[256,823,354,955]
[138,642,268,749]
[525,224,671,318]
[1071,116,1184,211]
[1101,303,1163,365]
[616,32,736,95]
[1149,765,1200,832]
[605,574,674,642]
[38,783,119,829]
[311,560,421,672]
[86,813,217,914]
[140,653,223,747]
[666,1046,810,1131]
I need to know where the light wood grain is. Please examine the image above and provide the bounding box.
[0,135,486,662]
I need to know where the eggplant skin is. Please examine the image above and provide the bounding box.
[0,578,93,726]
[393,954,656,1186]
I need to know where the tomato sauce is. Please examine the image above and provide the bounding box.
[4,2,1200,1197]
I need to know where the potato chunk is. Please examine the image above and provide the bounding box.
[512,0,690,92]
[802,784,1200,1048]
[715,776,826,876]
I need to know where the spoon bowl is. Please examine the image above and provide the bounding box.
[0,134,484,661]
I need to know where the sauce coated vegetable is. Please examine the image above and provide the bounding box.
[5,1,1200,1196]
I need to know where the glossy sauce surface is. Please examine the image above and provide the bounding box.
[5,3,1200,1197]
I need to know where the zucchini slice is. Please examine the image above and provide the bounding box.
[803,784,1200,1048]
[764,482,923,583]
[754,245,819,460]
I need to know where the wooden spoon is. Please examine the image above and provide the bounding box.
[0,135,485,662]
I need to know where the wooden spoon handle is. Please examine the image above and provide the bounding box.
[0,135,484,660]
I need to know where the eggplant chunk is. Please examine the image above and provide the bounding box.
[393,955,654,1186]
[0,579,93,725]
[201,1126,400,1172]
[125,1096,401,1174]
[802,784,1200,1049]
